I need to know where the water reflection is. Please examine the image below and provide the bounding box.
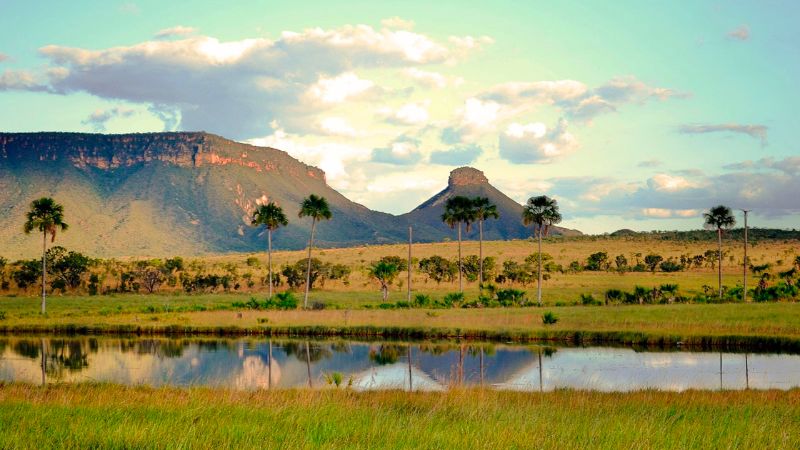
[0,337,798,392]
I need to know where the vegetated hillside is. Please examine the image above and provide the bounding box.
[0,133,579,258]
[401,167,582,241]
[609,228,800,242]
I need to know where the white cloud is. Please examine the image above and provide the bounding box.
[7,24,484,138]
[402,68,461,89]
[81,107,136,131]
[641,208,700,218]
[384,100,430,125]
[648,174,699,192]
[305,72,375,104]
[499,118,578,163]
[381,17,415,30]
[318,117,358,137]
[154,26,197,40]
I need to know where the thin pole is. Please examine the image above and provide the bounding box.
[305,341,313,388]
[304,220,316,308]
[41,231,47,314]
[719,352,723,390]
[742,210,749,302]
[40,338,46,386]
[268,228,273,299]
[457,223,463,293]
[407,226,412,303]
[478,220,484,286]
[537,227,543,306]
[718,228,723,301]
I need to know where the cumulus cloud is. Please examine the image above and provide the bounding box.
[641,208,700,218]
[317,116,358,137]
[381,17,415,30]
[724,156,800,174]
[5,25,483,138]
[154,26,197,40]
[727,25,750,41]
[498,118,578,164]
[81,107,136,131]
[382,100,430,125]
[429,144,482,166]
[678,123,768,146]
[372,135,424,165]
[442,97,502,142]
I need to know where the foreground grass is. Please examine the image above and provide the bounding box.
[0,384,798,449]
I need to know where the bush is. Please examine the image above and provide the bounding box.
[496,288,527,307]
[310,301,326,310]
[542,311,559,325]
[271,292,299,310]
[659,260,684,272]
[580,293,601,306]
[442,292,465,308]
[604,289,624,305]
[0,311,6,321]
[413,294,432,307]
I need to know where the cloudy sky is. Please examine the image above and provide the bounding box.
[1,0,798,233]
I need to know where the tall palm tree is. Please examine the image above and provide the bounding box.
[299,194,332,308]
[522,195,562,306]
[441,196,476,292]
[472,197,499,286]
[23,197,68,314]
[251,202,288,299]
[703,205,736,300]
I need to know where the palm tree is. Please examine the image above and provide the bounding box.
[472,197,499,286]
[441,196,476,292]
[369,261,400,302]
[251,202,288,299]
[23,197,68,314]
[299,195,332,308]
[703,205,736,300]
[522,195,562,306]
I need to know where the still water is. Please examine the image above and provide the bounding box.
[1,337,798,392]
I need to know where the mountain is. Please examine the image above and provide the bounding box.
[401,167,582,241]
[0,132,580,258]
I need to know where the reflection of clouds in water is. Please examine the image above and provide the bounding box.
[234,356,281,389]
[350,363,444,392]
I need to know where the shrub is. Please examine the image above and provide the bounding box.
[580,293,601,306]
[413,294,432,307]
[659,260,683,272]
[442,292,465,307]
[0,311,6,321]
[245,257,260,267]
[310,301,326,310]
[542,311,559,325]
[604,289,624,305]
[496,288,527,307]
[272,292,299,310]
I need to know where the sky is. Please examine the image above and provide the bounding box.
[1,0,799,233]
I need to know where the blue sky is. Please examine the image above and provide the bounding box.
[1,0,799,232]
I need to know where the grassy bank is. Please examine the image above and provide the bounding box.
[1,299,799,350]
[0,384,798,449]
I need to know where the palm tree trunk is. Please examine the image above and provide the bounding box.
[268,339,273,389]
[407,344,413,391]
[457,223,463,293]
[537,227,543,306]
[478,220,484,286]
[40,338,46,386]
[304,219,316,308]
[41,231,47,315]
[267,228,273,299]
[718,228,723,300]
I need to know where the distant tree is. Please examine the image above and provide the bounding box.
[585,252,609,271]
[369,261,400,301]
[23,198,68,314]
[252,201,289,299]
[644,254,664,272]
[378,256,408,272]
[472,197,499,285]
[522,195,562,306]
[614,254,628,273]
[441,196,477,292]
[46,246,91,290]
[299,195,332,308]
[703,205,736,300]
[418,256,457,284]
[135,260,167,294]
[164,257,185,272]
[12,260,41,290]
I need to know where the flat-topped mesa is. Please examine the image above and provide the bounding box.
[0,131,326,181]
[448,167,489,187]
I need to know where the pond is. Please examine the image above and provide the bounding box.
[1,337,799,392]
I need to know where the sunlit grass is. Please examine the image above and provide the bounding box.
[0,383,798,449]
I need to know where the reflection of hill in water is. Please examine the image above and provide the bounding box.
[2,338,800,391]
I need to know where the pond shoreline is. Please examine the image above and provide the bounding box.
[3,323,800,352]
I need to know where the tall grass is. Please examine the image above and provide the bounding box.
[0,383,798,449]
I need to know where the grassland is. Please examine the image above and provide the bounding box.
[0,383,798,449]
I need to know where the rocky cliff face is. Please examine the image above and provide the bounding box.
[447,167,489,186]
[0,132,326,180]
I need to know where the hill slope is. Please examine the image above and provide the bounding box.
[401,167,582,241]
[0,133,580,258]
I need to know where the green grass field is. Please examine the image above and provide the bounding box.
[0,384,798,449]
